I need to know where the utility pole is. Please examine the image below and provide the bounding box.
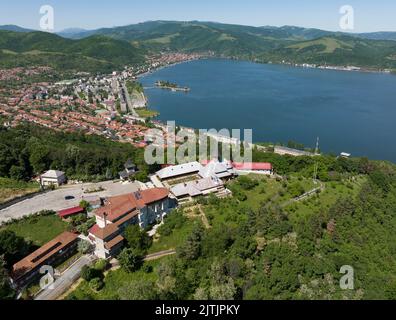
[313,137,320,183]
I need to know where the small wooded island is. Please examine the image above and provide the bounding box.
[155,80,190,92]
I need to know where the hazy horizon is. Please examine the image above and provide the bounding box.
[3,19,396,35]
[1,0,396,33]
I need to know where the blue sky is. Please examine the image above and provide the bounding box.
[1,0,396,32]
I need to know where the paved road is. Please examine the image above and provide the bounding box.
[35,254,96,301]
[0,180,140,224]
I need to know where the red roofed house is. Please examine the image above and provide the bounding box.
[58,206,85,219]
[232,162,273,175]
[89,188,175,259]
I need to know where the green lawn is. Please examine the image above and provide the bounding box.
[203,174,365,230]
[285,176,367,224]
[148,219,196,254]
[0,178,40,204]
[135,108,159,119]
[2,214,69,246]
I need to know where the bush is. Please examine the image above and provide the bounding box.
[236,176,259,190]
[81,266,102,282]
[77,240,93,254]
[94,259,109,272]
[89,278,104,292]
[142,264,153,273]
[288,182,305,198]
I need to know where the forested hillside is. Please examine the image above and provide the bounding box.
[55,21,396,70]
[0,124,152,182]
[2,21,396,72]
[0,31,145,72]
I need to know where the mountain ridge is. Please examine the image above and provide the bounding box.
[2,21,396,72]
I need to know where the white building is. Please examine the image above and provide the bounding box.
[40,170,66,187]
[88,188,175,259]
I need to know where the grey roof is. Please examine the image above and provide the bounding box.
[199,160,235,179]
[171,176,223,198]
[41,170,65,179]
[124,159,136,170]
[156,162,203,180]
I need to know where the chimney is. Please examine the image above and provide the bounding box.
[103,212,108,227]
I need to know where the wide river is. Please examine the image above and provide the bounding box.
[140,58,396,162]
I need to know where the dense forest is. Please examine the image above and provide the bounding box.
[0,124,154,182]
[0,31,145,73]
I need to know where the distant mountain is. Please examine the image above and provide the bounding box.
[54,21,396,70]
[56,28,88,38]
[258,35,396,69]
[63,20,396,42]
[0,30,145,73]
[357,32,396,41]
[0,25,34,33]
[2,21,396,73]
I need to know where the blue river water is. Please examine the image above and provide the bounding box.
[139,58,396,162]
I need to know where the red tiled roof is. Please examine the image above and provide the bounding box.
[58,206,85,218]
[105,235,124,250]
[232,162,273,171]
[95,188,169,222]
[89,224,119,240]
[12,232,79,281]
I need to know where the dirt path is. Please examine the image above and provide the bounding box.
[185,204,211,229]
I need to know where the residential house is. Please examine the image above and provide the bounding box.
[119,159,138,181]
[40,170,66,187]
[88,188,175,259]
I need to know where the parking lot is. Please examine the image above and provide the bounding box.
[0,180,142,224]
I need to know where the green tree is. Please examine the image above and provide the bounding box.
[9,165,27,181]
[118,248,143,273]
[81,266,102,282]
[118,280,157,300]
[29,144,50,174]
[0,230,30,267]
[177,223,204,261]
[124,225,151,255]
[77,240,93,254]
[0,256,15,300]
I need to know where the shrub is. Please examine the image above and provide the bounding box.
[89,278,104,292]
[142,264,153,273]
[81,266,102,282]
[77,240,93,254]
[94,259,109,272]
